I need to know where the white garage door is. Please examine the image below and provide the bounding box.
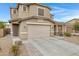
[27,25,50,39]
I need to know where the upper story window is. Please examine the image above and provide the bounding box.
[23,6,26,11]
[13,9,16,14]
[38,8,44,16]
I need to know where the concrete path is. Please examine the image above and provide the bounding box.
[24,37,79,56]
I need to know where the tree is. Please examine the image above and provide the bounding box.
[0,21,5,29]
[73,22,79,31]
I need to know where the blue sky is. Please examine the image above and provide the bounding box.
[0,3,79,22]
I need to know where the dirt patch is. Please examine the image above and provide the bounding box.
[64,36,79,45]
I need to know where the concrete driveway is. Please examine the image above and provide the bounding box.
[24,37,79,56]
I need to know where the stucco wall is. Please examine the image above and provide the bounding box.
[0,29,4,37]
[18,5,29,18]
[19,21,28,39]
[19,19,54,39]
[10,8,18,19]
[10,4,51,20]
[29,4,51,18]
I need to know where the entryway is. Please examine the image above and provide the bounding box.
[12,24,19,36]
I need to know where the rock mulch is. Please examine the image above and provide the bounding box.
[64,36,79,45]
[0,35,29,56]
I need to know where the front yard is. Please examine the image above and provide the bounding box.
[0,35,79,56]
[0,35,28,56]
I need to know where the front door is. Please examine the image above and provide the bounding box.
[54,25,56,35]
[12,24,19,36]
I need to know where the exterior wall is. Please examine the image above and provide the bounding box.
[10,8,18,19]
[10,3,54,39]
[10,4,52,20]
[19,19,54,39]
[19,21,27,39]
[18,4,29,18]
[62,25,65,34]
[0,29,4,37]
[29,4,51,19]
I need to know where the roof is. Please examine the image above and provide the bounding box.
[16,3,52,10]
[65,18,79,24]
[9,16,54,23]
[54,21,65,25]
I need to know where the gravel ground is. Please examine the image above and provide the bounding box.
[0,35,29,56]
[64,36,79,45]
[0,35,12,56]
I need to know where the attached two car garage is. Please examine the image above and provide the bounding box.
[27,24,51,39]
[12,20,53,39]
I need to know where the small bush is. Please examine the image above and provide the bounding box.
[64,32,71,37]
[10,45,20,56]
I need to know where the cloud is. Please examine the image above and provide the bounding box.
[51,6,66,14]
[51,6,79,22]
[58,14,79,22]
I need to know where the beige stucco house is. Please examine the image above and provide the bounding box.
[9,3,56,39]
[65,19,79,33]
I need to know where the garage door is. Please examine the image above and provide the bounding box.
[27,25,50,39]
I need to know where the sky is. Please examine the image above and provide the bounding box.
[0,3,79,22]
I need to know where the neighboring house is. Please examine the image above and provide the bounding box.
[9,3,55,39]
[65,19,79,33]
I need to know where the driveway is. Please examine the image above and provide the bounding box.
[24,37,79,56]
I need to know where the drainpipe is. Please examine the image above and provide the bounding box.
[10,23,15,45]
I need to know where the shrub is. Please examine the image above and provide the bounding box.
[73,22,79,31]
[64,32,71,37]
[0,21,5,29]
[10,45,20,56]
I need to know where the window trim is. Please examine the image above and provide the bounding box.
[23,6,26,11]
[13,9,16,14]
[37,8,44,16]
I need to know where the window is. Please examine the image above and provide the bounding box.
[23,6,26,11]
[38,8,44,16]
[13,10,16,14]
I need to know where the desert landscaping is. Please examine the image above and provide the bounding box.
[0,35,79,56]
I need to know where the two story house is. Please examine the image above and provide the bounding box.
[9,3,56,39]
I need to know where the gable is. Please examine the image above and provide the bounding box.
[66,19,79,25]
